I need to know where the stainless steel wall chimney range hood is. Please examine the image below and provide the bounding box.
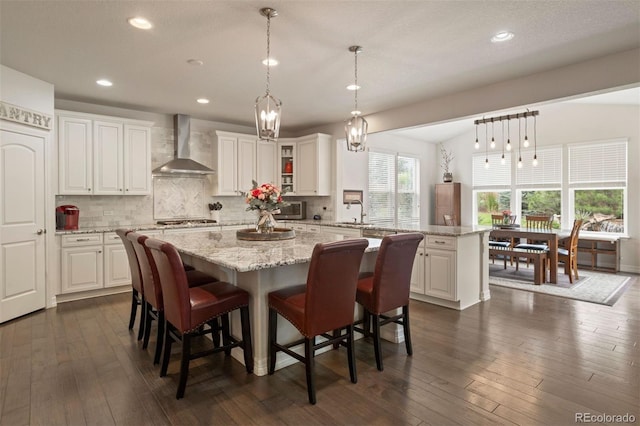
[152,114,215,175]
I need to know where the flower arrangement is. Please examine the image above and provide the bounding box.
[502,210,512,224]
[245,181,286,212]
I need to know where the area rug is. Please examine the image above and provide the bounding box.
[488,264,631,306]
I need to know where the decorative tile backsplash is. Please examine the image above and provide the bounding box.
[153,177,206,219]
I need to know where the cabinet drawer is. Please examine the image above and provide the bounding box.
[103,232,123,244]
[61,233,103,247]
[425,235,455,250]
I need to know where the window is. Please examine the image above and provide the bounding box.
[368,151,420,227]
[568,140,627,234]
[516,146,562,226]
[472,152,511,225]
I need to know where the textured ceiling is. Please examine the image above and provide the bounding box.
[1,0,639,133]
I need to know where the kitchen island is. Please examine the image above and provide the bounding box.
[156,229,382,376]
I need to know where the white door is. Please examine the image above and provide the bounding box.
[0,127,46,323]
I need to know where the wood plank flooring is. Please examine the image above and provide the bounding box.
[1,275,638,425]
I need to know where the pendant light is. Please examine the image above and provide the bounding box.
[255,7,282,142]
[484,122,489,169]
[532,114,538,166]
[345,45,368,152]
[490,118,496,149]
[517,117,523,169]
[523,113,530,147]
[506,118,512,151]
[474,124,479,149]
[500,120,506,165]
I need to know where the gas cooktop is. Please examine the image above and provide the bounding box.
[156,219,217,226]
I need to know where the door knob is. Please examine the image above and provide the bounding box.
[36,229,44,235]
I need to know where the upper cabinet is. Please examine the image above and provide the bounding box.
[57,110,153,195]
[277,133,331,196]
[214,131,258,196]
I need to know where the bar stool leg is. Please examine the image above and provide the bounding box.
[403,305,413,356]
[268,308,278,375]
[346,325,357,383]
[160,322,173,377]
[305,337,316,405]
[221,314,232,355]
[372,314,383,371]
[240,306,254,373]
[129,290,138,330]
[176,333,191,399]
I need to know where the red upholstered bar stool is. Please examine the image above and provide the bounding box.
[143,237,253,399]
[115,229,149,340]
[127,231,216,365]
[268,239,369,405]
[355,233,424,371]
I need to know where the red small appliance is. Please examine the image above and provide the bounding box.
[56,205,80,230]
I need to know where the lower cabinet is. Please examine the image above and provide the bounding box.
[60,233,105,293]
[410,236,457,302]
[104,232,132,288]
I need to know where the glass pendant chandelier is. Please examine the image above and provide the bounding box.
[255,7,282,142]
[345,45,368,152]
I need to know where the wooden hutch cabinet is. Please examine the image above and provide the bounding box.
[435,183,461,226]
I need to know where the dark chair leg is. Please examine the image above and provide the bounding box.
[142,302,153,350]
[346,324,357,384]
[402,305,413,356]
[128,290,138,330]
[240,306,254,373]
[210,318,221,348]
[160,320,172,377]
[268,308,277,375]
[363,310,371,337]
[372,313,383,371]
[176,333,191,399]
[137,296,146,341]
[332,328,341,350]
[221,313,232,355]
[153,311,165,365]
[305,337,316,405]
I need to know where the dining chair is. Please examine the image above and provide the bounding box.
[267,239,369,404]
[558,219,583,283]
[355,233,424,371]
[443,214,456,226]
[143,237,253,399]
[115,228,146,340]
[489,215,512,264]
[127,232,217,365]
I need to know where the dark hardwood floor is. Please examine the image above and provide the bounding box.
[1,275,638,425]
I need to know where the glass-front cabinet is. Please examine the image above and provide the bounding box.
[278,141,296,195]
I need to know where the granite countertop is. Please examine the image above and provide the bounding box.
[54,220,491,237]
[157,230,382,272]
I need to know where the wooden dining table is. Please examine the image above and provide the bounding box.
[490,227,569,284]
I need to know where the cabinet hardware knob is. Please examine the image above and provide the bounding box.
[98,250,102,254]
[76,238,90,241]
[88,188,91,192]
[435,241,445,244]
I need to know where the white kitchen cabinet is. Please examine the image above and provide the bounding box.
[321,226,362,238]
[214,131,275,195]
[93,120,124,195]
[288,222,307,232]
[163,227,219,235]
[60,234,104,293]
[277,141,296,195]
[103,232,131,288]
[410,245,425,294]
[410,235,457,301]
[57,110,153,195]
[58,115,93,194]
[257,140,278,186]
[296,134,331,196]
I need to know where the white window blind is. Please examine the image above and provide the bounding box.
[368,151,396,226]
[397,155,420,228]
[516,146,562,188]
[569,140,627,187]
[472,152,511,190]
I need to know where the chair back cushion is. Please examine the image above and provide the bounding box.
[115,228,143,294]
[370,233,424,313]
[143,238,192,332]
[127,232,162,309]
[304,239,369,336]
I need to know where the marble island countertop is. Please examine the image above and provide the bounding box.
[55,219,490,237]
[157,230,383,272]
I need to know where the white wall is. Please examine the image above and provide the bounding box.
[335,132,434,225]
[441,102,639,273]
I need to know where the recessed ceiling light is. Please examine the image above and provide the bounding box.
[491,31,514,43]
[187,59,204,66]
[262,58,278,66]
[128,17,152,30]
[197,98,210,104]
[96,79,113,87]
[347,84,360,91]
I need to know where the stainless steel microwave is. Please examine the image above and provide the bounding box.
[273,201,306,220]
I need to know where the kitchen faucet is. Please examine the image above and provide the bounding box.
[347,200,367,224]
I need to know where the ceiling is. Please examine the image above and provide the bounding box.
[1,1,639,134]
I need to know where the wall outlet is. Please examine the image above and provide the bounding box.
[103,210,114,216]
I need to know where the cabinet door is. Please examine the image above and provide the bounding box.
[104,243,131,288]
[216,136,238,195]
[58,115,93,194]
[278,141,296,195]
[93,120,124,195]
[238,137,257,192]
[124,124,151,195]
[410,249,425,294]
[60,246,103,293]
[296,138,317,195]
[256,140,277,185]
[424,249,456,300]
